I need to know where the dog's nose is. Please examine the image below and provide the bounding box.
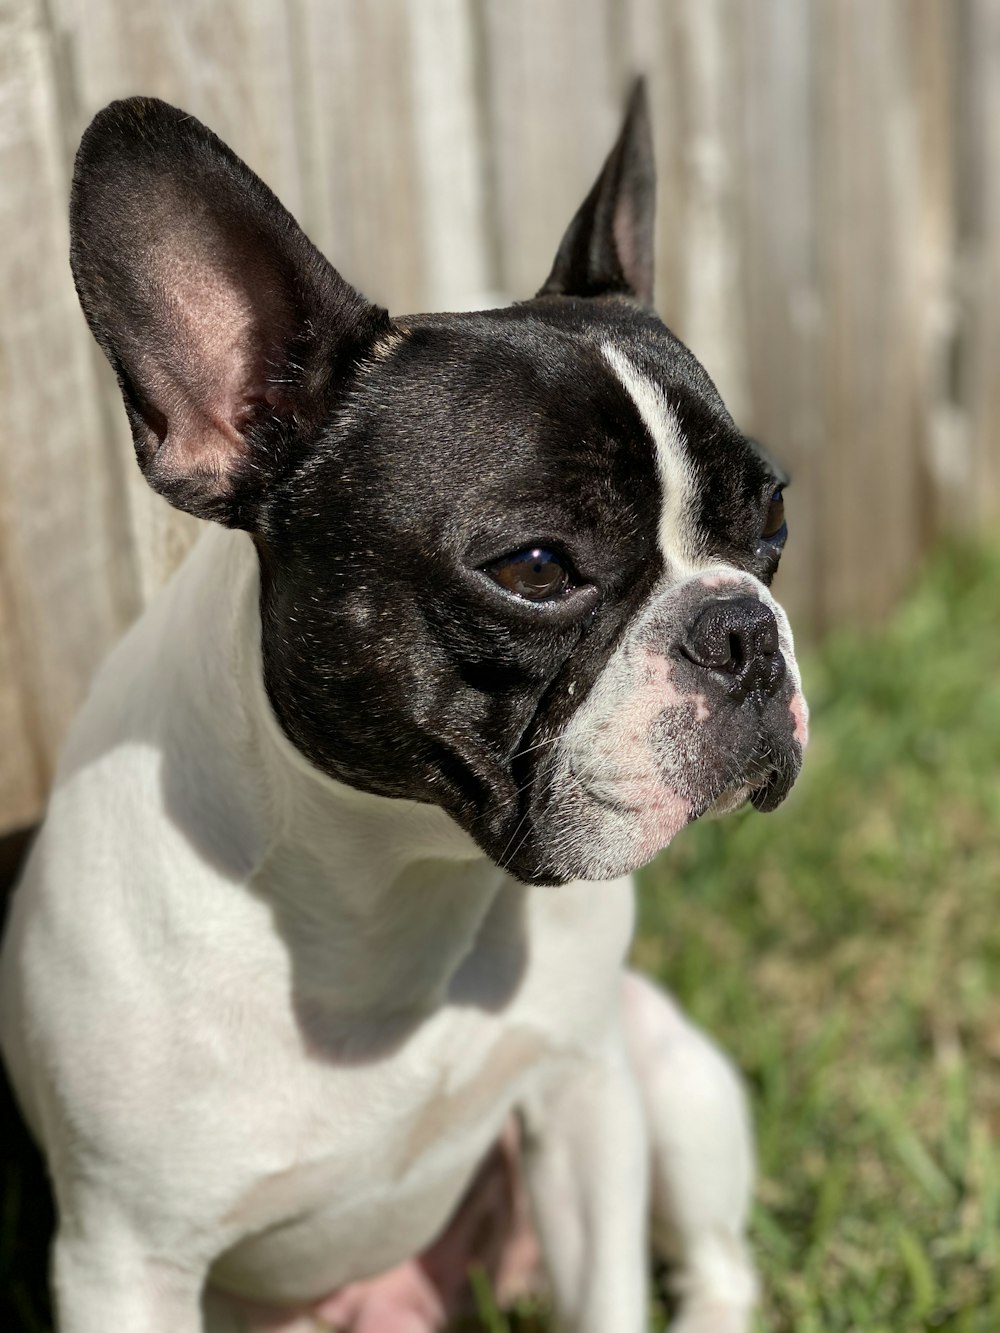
[682,596,785,702]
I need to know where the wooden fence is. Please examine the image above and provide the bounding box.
[1,0,998,836]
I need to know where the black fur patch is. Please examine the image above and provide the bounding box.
[256,299,786,882]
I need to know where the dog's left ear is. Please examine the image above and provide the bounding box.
[70,97,391,530]
[539,78,656,307]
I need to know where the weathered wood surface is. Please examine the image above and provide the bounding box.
[0,0,997,834]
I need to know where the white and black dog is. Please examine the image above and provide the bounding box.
[0,84,807,1332]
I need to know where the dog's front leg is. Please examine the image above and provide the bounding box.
[622,971,757,1333]
[521,1028,650,1333]
[52,1212,206,1333]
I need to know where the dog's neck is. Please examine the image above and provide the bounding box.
[166,526,511,1020]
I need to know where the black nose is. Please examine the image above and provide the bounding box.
[682,596,786,702]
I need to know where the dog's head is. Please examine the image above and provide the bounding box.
[70,86,806,886]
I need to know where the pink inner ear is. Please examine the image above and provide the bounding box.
[140,220,295,483]
[612,194,652,305]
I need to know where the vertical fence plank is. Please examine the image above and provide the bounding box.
[903,0,958,543]
[405,0,492,309]
[816,0,926,627]
[956,0,1000,528]
[289,0,427,314]
[0,564,44,831]
[734,0,824,634]
[480,0,620,301]
[0,0,139,826]
[650,0,750,424]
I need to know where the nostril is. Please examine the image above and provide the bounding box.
[727,630,742,670]
[682,596,785,701]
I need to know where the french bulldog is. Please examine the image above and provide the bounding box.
[0,83,807,1333]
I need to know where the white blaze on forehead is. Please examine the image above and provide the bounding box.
[601,343,703,573]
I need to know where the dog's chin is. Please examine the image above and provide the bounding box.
[497,748,803,886]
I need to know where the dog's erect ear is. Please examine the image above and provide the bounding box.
[539,79,656,307]
[70,98,390,528]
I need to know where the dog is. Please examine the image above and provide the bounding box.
[0,82,806,1333]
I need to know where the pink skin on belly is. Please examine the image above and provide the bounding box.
[220,1125,541,1332]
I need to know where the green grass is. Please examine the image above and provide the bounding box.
[4,542,999,1331]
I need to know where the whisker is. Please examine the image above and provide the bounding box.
[509,732,566,763]
[497,753,566,871]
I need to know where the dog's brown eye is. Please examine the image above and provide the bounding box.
[762,487,785,540]
[489,548,570,601]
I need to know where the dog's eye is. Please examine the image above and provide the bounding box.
[762,487,786,541]
[488,548,571,601]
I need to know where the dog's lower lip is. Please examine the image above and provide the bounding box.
[748,767,788,813]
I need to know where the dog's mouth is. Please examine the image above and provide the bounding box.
[703,771,790,817]
[696,744,801,822]
[747,762,795,813]
[486,671,808,885]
